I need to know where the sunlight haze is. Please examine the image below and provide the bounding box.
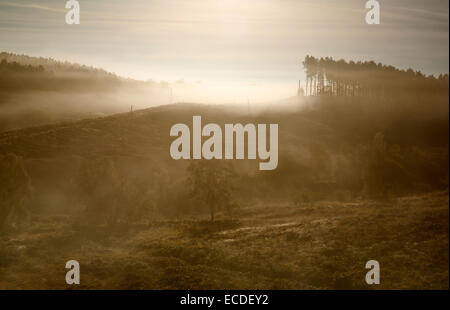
[0,0,448,103]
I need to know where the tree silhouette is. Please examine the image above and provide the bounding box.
[301,55,449,98]
[187,160,235,221]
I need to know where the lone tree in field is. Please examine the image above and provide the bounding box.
[0,154,32,230]
[187,160,235,221]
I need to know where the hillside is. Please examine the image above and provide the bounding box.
[0,97,448,213]
[0,52,170,132]
[0,56,448,290]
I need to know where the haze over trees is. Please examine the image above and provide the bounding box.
[0,52,171,132]
[302,55,449,97]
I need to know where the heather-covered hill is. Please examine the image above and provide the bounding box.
[1,191,447,289]
[0,98,447,216]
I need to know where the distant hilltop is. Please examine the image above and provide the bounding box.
[0,52,171,131]
[0,51,170,91]
[0,51,118,78]
[301,55,449,97]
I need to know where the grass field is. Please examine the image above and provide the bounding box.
[0,191,447,290]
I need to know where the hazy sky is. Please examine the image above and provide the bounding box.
[0,0,448,102]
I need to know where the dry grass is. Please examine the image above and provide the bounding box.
[0,191,448,289]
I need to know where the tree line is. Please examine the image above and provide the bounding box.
[0,55,167,93]
[302,55,449,97]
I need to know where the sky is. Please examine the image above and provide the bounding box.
[0,0,448,103]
